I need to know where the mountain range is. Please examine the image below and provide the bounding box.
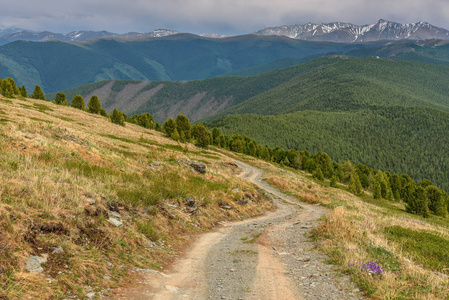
[254,19,449,43]
[1,19,449,45]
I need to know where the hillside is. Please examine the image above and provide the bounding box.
[0,35,373,93]
[53,56,449,123]
[0,95,274,299]
[1,85,449,299]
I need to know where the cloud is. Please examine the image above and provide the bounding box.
[0,0,449,34]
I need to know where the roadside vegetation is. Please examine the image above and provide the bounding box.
[231,154,449,299]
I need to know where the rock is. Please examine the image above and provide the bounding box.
[189,162,206,174]
[52,246,64,254]
[84,205,107,217]
[221,205,232,210]
[110,211,121,219]
[85,198,96,205]
[24,254,48,273]
[108,217,122,227]
[85,292,95,299]
[154,161,161,166]
[232,188,240,193]
[185,197,196,207]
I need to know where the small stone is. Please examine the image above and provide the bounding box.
[103,276,111,280]
[110,211,121,218]
[232,188,240,193]
[24,254,48,273]
[108,217,122,227]
[85,198,96,205]
[189,162,206,174]
[85,292,95,299]
[185,197,196,207]
[52,246,64,254]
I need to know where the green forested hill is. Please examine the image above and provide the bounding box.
[0,34,372,93]
[209,56,449,119]
[209,106,449,190]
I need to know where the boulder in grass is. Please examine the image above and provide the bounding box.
[189,162,206,174]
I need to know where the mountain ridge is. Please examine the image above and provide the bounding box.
[253,19,449,42]
[1,19,449,45]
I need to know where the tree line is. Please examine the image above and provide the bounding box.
[159,114,449,219]
[1,77,447,219]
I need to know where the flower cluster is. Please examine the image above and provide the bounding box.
[348,261,386,279]
[361,262,385,275]
[346,248,358,252]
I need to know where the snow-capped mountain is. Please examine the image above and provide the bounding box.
[253,19,449,43]
[0,29,180,45]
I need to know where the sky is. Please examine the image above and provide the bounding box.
[1,0,449,35]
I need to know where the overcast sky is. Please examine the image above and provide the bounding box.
[1,0,449,34]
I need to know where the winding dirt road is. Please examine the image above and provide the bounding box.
[120,161,362,299]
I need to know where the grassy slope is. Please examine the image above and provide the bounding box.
[1,94,448,299]
[240,155,449,299]
[0,96,274,299]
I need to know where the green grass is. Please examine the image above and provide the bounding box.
[33,103,54,112]
[384,225,449,273]
[99,134,136,144]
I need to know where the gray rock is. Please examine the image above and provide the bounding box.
[52,246,64,254]
[185,197,196,207]
[189,162,206,174]
[24,254,48,273]
[85,198,96,205]
[232,188,240,193]
[108,217,122,227]
[85,292,95,299]
[110,211,121,218]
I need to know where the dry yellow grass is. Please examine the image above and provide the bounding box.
[0,96,275,299]
[247,160,449,299]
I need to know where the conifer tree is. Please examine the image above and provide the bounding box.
[313,167,325,181]
[175,114,191,142]
[71,95,85,110]
[406,186,430,218]
[163,118,177,137]
[87,95,101,114]
[54,92,68,105]
[111,108,125,126]
[426,185,447,217]
[20,85,27,97]
[171,128,180,141]
[31,85,45,100]
[191,123,210,148]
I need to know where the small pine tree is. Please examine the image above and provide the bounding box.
[111,108,125,126]
[406,186,431,218]
[54,92,68,105]
[191,123,210,148]
[31,85,45,100]
[20,85,27,97]
[313,167,325,181]
[373,180,382,199]
[330,175,338,187]
[71,95,85,110]
[163,118,177,137]
[155,123,162,132]
[175,114,191,142]
[88,95,101,114]
[171,128,180,141]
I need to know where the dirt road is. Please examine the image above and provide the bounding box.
[120,161,362,299]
